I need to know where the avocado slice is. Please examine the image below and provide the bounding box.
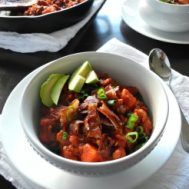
[85,70,99,84]
[40,74,62,107]
[51,74,69,105]
[68,61,92,92]
[68,75,86,93]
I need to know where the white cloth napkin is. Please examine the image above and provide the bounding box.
[0,38,189,189]
[0,0,105,53]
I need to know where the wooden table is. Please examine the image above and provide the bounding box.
[0,0,189,188]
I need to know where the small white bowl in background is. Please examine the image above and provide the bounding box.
[139,0,189,32]
[19,52,168,175]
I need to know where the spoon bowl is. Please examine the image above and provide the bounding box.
[149,48,172,83]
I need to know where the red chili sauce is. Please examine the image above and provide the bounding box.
[39,74,153,162]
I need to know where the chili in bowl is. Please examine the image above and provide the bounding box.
[20,52,168,175]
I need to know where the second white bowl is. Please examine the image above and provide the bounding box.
[139,0,189,32]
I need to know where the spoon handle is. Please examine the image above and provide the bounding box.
[169,86,189,152]
[180,112,189,152]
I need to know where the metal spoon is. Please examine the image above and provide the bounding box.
[0,0,37,10]
[149,48,189,152]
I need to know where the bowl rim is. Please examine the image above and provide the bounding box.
[19,51,169,169]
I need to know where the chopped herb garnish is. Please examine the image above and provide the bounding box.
[79,90,89,100]
[138,134,149,144]
[62,131,68,140]
[79,84,99,100]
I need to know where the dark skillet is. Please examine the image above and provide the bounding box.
[0,0,94,33]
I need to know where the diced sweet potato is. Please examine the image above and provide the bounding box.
[81,144,101,162]
[121,89,137,110]
[112,147,126,160]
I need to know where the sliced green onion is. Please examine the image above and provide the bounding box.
[126,113,138,129]
[107,100,116,106]
[135,126,144,135]
[125,132,139,143]
[97,87,107,100]
[62,131,68,140]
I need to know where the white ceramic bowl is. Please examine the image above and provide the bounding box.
[20,52,168,175]
[139,0,189,32]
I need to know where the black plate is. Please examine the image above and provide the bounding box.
[0,0,94,33]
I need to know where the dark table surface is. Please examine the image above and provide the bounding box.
[0,0,189,188]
